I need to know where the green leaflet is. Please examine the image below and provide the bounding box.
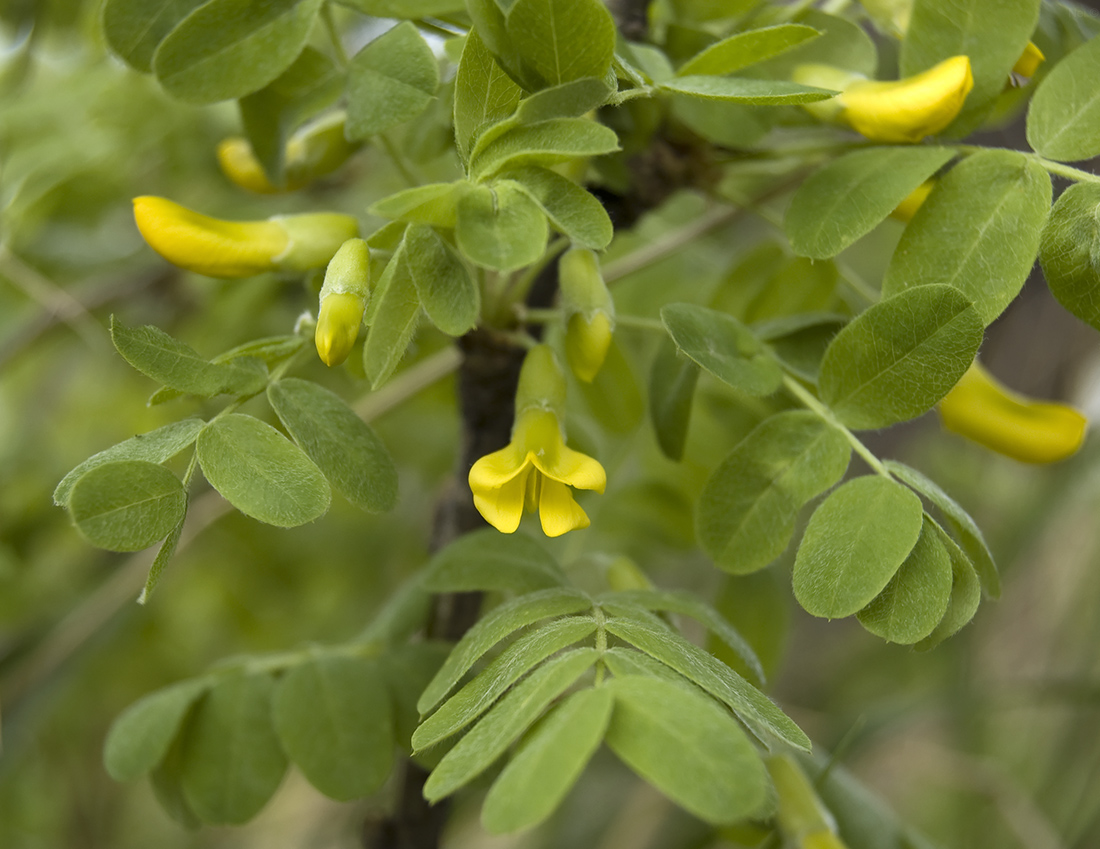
[697,411,852,576]
[469,118,620,182]
[916,522,982,650]
[1040,182,1100,331]
[110,317,267,398]
[196,413,330,527]
[403,224,479,336]
[454,180,549,271]
[648,338,700,461]
[818,285,983,430]
[140,512,187,603]
[412,616,596,750]
[604,675,769,825]
[272,654,393,800]
[882,150,1052,326]
[507,165,613,249]
[1028,34,1100,161]
[362,240,422,388]
[513,77,612,125]
[68,460,187,552]
[267,378,397,513]
[346,22,440,140]
[103,678,212,781]
[504,0,616,88]
[54,418,204,505]
[152,0,324,104]
[677,25,820,76]
[334,0,465,14]
[658,76,836,103]
[368,182,463,229]
[102,0,207,72]
[793,476,924,619]
[482,686,613,834]
[901,0,1041,136]
[661,303,783,397]
[179,672,288,824]
[786,147,954,259]
[576,339,645,434]
[747,9,877,77]
[417,587,593,713]
[453,28,524,164]
[421,528,566,594]
[856,515,953,644]
[423,648,599,801]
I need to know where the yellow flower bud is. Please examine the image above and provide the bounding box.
[132,196,359,278]
[565,311,613,383]
[841,55,974,143]
[890,179,934,222]
[559,248,615,383]
[1012,41,1045,78]
[315,292,365,367]
[939,361,1087,463]
[216,138,288,194]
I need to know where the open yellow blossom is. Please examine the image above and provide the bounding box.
[841,55,973,143]
[939,361,1087,463]
[133,196,358,278]
[469,407,606,537]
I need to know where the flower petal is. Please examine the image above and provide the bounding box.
[472,468,531,533]
[538,478,591,537]
[469,442,530,489]
[533,443,607,493]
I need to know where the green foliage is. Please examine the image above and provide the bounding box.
[67,460,187,551]
[454,181,549,270]
[1027,32,1100,161]
[647,338,699,461]
[677,25,821,76]
[346,22,440,139]
[1041,181,1100,329]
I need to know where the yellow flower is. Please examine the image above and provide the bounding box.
[315,293,365,366]
[132,196,358,278]
[565,311,613,383]
[841,55,973,143]
[1012,41,1045,78]
[469,407,606,537]
[939,361,1087,463]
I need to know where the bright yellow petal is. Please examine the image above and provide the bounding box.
[537,478,591,537]
[469,442,530,489]
[132,196,288,278]
[842,55,973,143]
[216,138,279,194]
[939,362,1088,464]
[315,292,365,366]
[533,443,607,493]
[1012,41,1044,78]
[472,467,530,533]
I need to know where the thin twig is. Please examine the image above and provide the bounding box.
[601,205,741,284]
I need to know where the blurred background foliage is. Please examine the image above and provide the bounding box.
[3,1,1100,848]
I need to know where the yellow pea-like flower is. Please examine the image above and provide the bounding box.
[939,361,1088,463]
[890,179,934,222]
[132,196,358,278]
[216,138,302,195]
[1012,41,1045,78]
[841,55,974,143]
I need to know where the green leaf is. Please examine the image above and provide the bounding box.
[153,0,324,104]
[697,411,852,576]
[1040,182,1100,331]
[179,672,288,824]
[272,654,393,801]
[747,9,877,77]
[335,0,465,15]
[453,28,524,163]
[818,285,983,430]
[576,339,644,434]
[196,413,330,527]
[883,460,1000,597]
[362,241,422,388]
[421,529,567,594]
[110,317,267,398]
[239,48,342,184]
[104,678,211,781]
[482,687,611,834]
[418,587,593,714]
[604,612,810,751]
[423,648,599,801]
[214,334,307,367]
[916,523,982,650]
[786,147,954,259]
[150,734,201,828]
[658,76,836,103]
[743,257,838,324]
[504,0,616,88]
[54,418,204,506]
[881,149,1052,326]
[368,183,462,229]
[470,118,620,182]
[454,180,548,271]
[404,224,480,336]
[346,21,440,140]
[793,476,924,619]
[514,77,612,124]
[507,165,613,249]
[68,461,187,552]
[603,590,765,686]
[601,646,685,684]
[754,313,846,384]
[856,515,953,644]
[678,25,820,76]
[648,338,700,461]
[413,616,597,751]
[604,676,768,825]
[467,0,537,90]
[381,642,451,750]
[139,512,187,604]
[102,0,207,72]
[901,0,1041,135]
[1028,35,1100,161]
[660,303,783,397]
[267,378,397,513]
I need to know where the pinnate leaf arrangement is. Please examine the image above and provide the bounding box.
[41,0,1100,845]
